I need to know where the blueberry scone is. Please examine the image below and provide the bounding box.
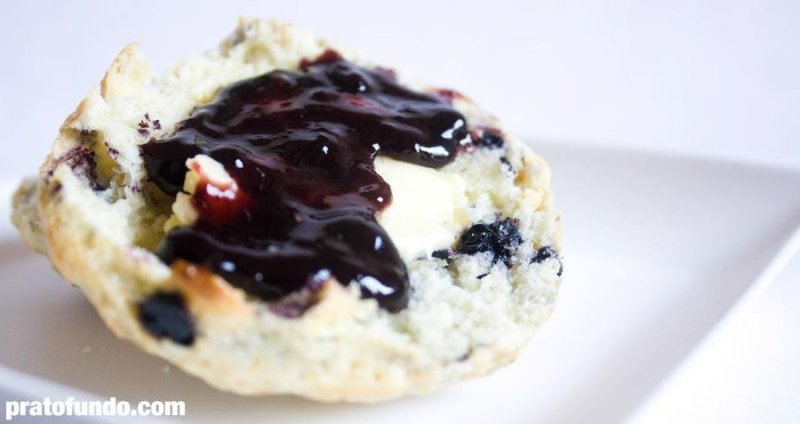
[10,19,562,402]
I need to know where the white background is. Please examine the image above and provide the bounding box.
[1,1,798,422]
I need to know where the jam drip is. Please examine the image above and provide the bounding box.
[141,50,469,312]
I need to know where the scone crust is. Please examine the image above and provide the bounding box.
[12,19,562,402]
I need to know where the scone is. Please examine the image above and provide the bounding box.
[10,19,562,402]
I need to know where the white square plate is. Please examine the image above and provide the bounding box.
[1,140,799,423]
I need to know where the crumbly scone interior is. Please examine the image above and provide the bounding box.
[11,19,562,401]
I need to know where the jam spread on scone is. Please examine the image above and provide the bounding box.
[141,50,471,312]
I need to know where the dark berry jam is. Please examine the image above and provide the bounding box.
[141,50,470,312]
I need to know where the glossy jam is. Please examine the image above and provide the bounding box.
[141,50,470,312]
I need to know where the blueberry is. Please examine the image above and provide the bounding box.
[531,246,563,276]
[138,292,195,345]
[456,219,522,267]
[531,246,556,263]
[500,156,514,173]
[432,249,451,260]
[51,146,104,191]
[473,128,505,149]
[457,223,495,253]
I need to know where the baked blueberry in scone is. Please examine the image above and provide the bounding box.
[10,19,562,402]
